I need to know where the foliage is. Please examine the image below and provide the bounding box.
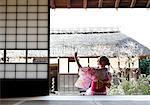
[108,84,124,95]
[140,59,150,75]
[109,75,150,95]
[137,75,150,95]
[121,80,142,95]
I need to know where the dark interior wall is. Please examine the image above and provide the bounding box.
[0,79,49,98]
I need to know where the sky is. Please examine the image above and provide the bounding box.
[50,9,150,49]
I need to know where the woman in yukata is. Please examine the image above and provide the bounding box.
[74,52,112,95]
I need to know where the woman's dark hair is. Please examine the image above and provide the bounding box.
[98,56,110,65]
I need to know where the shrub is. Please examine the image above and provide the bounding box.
[109,75,150,95]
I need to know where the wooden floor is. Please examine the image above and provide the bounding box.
[1,96,150,105]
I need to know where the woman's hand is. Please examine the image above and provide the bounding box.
[74,52,82,68]
[74,52,78,58]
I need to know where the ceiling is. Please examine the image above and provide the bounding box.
[50,0,150,8]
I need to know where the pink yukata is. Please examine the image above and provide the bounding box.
[75,67,111,95]
[75,67,96,90]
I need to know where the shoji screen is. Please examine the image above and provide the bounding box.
[0,0,49,97]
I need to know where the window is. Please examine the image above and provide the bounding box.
[28,50,48,63]
[0,50,4,63]
[0,0,48,79]
[6,50,26,63]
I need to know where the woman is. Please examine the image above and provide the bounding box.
[89,56,112,95]
[74,52,112,95]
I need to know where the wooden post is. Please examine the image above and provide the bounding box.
[98,0,103,8]
[67,0,71,8]
[115,0,120,8]
[130,0,136,7]
[146,0,150,8]
[50,0,55,8]
[83,0,87,8]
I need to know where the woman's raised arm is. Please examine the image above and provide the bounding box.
[74,52,82,69]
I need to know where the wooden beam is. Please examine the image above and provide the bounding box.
[98,0,103,8]
[130,0,136,7]
[67,0,71,8]
[115,0,120,8]
[146,0,150,8]
[50,0,55,8]
[83,0,88,8]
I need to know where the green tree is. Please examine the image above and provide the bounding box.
[140,59,150,76]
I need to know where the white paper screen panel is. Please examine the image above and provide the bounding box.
[17,6,27,12]
[17,0,27,5]
[69,62,78,73]
[38,0,47,5]
[16,64,26,71]
[17,42,26,49]
[38,6,48,12]
[0,6,6,12]
[0,64,4,72]
[7,0,16,5]
[0,72,4,78]
[37,64,47,71]
[28,6,37,12]
[59,58,68,73]
[6,35,16,41]
[38,20,47,27]
[27,72,36,79]
[28,20,37,27]
[0,28,5,34]
[17,13,26,19]
[38,13,48,19]
[27,28,37,34]
[0,42,5,48]
[27,64,36,72]
[0,14,5,19]
[27,42,37,49]
[28,13,37,19]
[0,0,6,5]
[0,5,48,49]
[50,58,58,64]
[0,20,5,27]
[7,6,16,12]
[6,42,16,49]
[28,0,38,5]
[7,13,16,19]
[16,72,26,78]
[5,72,15,78]
[38,35,47,41]
[7,20,16,27]
[89,58,98,67]
[17,35,26,41]
[6,28,16,34]
[27,35,37,41]
[0,0,48,79]
[38,27,48,34]
[5,64,15,71]
[17,21,26,27]
[0,35,5,41]
[79,58,88,67]
[37,72,47,78]
[38,42,48,49]
[17,28,26,34]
